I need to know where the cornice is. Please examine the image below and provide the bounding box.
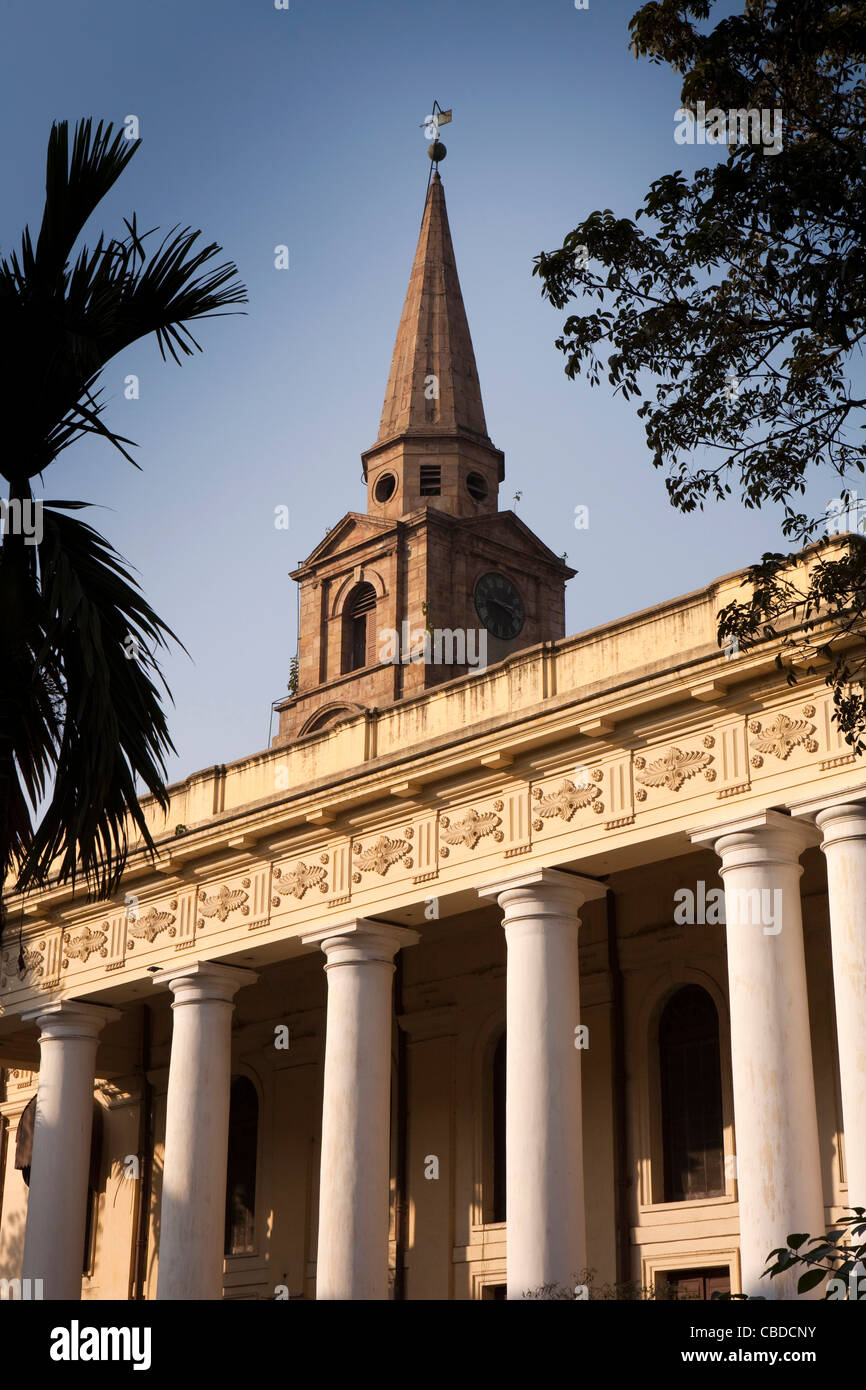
[2,625,855,923]
[2,675,864,1029]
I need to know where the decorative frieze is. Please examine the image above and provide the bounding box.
[816,695,852,762]
[127,902,177,946]
[709,721,751,798]
[0,692,860,1016]
[750,711,817,761]
[7,1068,37,1088]
[63,928,108,966]
[0,944,45,989]
[352,833,413,881]
[440,807,503,850]
[436,794,514,866]
[603,757,634,827]
[273,859,329,903]
[410,816,438,877]
[821,753,856,771]
[197,882,250,926]
[634,745,713,794]
[532,778,601,828]
[195,870,269,933]
[719,782,750,799]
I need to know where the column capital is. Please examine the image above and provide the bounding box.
[788,783,866,824]
[478,866,607,912]
[151,959,257,1006]
[21,998,121,1040]
[814,801,866,846]
[690,808,818,868]
[789,787,866,847]
[302,918,420,967]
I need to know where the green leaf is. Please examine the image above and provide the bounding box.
[0,117,246,935]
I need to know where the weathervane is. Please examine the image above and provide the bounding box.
[420,101,452,193]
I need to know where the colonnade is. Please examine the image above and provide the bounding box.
[18,800,866,1299]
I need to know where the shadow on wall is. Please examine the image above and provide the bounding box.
[0,1194,27,1283]
[146,1144,164,1298]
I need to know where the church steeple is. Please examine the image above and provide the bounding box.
[273,152,573,748]
[362,172,504,520]
[377,171,490,443]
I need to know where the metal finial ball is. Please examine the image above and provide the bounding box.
[427,140,447,163]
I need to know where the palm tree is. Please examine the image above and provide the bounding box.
[0,119,247,942]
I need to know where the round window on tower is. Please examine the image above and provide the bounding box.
[374,472,397,503]
[466,472,488,501]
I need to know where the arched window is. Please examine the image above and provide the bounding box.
[492,1031,506,1223]
[659,986,724,1202]
[300,704,359,736]
[225,1076,258,1256]
[341,583,377,674]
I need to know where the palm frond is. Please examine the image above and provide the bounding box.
[10,503,183,898]
[35,120,141,282]
[0,117,247,485]
[0,117,246,933]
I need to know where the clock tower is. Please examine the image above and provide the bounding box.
[273,160,574,746]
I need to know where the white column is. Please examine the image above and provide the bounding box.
[478,868,607,1300]
[153,960,257,1300]
[21,999,120,1300]
[692,811,824,1298]
[811,800,866,1211]
[302,919,419,1300]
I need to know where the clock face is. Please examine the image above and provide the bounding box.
[474,572,525,640]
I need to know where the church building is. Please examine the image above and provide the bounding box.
[1,157,864,1302]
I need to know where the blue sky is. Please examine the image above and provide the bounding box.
[2,0,838,784]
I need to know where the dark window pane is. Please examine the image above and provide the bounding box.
[351,614,367,670]
[83,1190,97,1275]
[662,1266,731,1300]
[225,1076,258,1256]
[659,986,724,1202]
[83,1104,103,1273]
[492,1031,506,1223]
[343,583,376,673]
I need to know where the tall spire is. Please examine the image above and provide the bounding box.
[273,146,571,747]
[362,167,504,521]
[376,172,491,446]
